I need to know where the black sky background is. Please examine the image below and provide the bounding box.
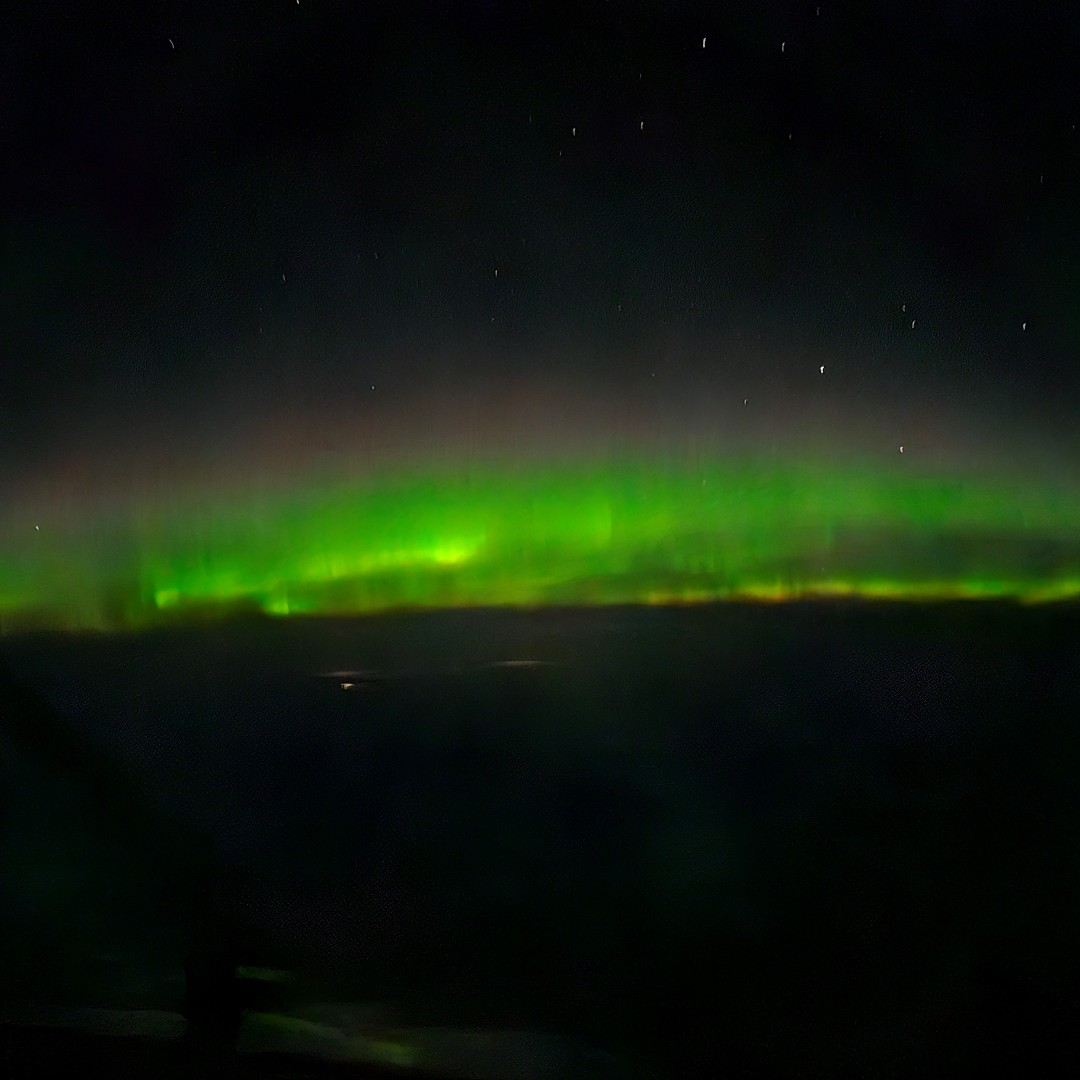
[2,1,1079,502]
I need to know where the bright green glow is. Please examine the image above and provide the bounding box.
[2,456,1079,632]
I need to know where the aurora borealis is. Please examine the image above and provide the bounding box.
[4,4,1080,634]
[2,450,1078,633]
[9,11,1080,1079]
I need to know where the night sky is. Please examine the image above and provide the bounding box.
[3,2,1080,627]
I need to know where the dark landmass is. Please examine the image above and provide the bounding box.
[2,602,1080,1076]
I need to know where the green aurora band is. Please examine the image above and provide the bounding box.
[2,456,1079,632]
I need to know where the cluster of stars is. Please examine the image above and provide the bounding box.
[200,8,1045,490]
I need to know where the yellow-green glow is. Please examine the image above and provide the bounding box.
[2,456,1079,633]
[244,1012,421,1069]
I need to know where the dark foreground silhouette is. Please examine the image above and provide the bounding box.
[0,655,262,1047]
[4,603,1080,1078]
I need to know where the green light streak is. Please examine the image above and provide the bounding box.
[2,456,1079,632]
